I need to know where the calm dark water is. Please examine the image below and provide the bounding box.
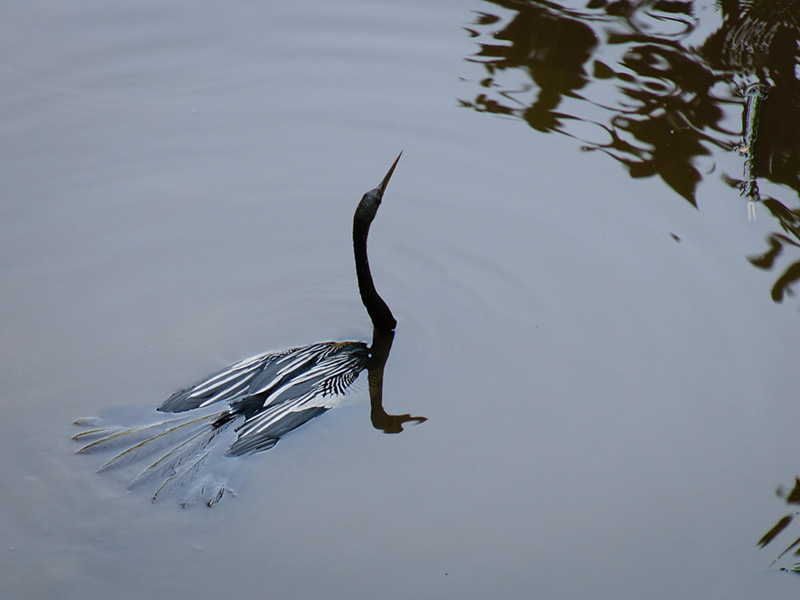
[2,1,800,598]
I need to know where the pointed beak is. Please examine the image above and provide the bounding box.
[376,151,403,196]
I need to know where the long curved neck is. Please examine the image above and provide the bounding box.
[353,215,396,331]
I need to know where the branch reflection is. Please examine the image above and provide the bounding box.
[461,0,800,306]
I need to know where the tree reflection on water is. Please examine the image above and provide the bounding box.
[461,0,800,306]
[758,478,800,573]
[461,0,800,573]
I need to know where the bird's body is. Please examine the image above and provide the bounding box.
[73,152,418,506]
[160,340,371,456]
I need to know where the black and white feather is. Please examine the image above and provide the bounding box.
[74,341,371,505]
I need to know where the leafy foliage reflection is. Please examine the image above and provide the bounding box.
[758,478,800,573]
[462,0,800,304]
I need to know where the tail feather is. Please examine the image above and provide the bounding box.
[96,413,220,473]
[152,451,212,502]
[75,418,183,454]
[150,450,236,507]
[202,481,228,507]
[129,420,229,489]
[73,417,103,427]
[72,427,116,442]
[73,407,248,506]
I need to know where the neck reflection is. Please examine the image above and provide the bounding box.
[367,327,427,433]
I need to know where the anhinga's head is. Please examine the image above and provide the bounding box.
[354,151,402,226]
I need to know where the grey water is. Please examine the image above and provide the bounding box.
[2,1,800,598]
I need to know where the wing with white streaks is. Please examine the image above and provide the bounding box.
[158,349,294,413]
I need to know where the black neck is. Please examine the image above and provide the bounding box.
[353,216,396,331]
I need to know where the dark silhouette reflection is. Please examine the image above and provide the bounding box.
[368,327,427,434]
[747,199,800,303]
[463,5,598,133]
[758,478,800,573]
[462,0,800,305]
[706,1,800,216]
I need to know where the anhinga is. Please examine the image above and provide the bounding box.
[74,152,425,506]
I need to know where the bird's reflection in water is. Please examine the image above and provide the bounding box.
[367,327,426,434]
[73,153,425,506]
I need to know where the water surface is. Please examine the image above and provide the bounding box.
[2,1,800,598]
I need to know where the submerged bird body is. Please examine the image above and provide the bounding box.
[74,153,408,505]
[161,340,371,456]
